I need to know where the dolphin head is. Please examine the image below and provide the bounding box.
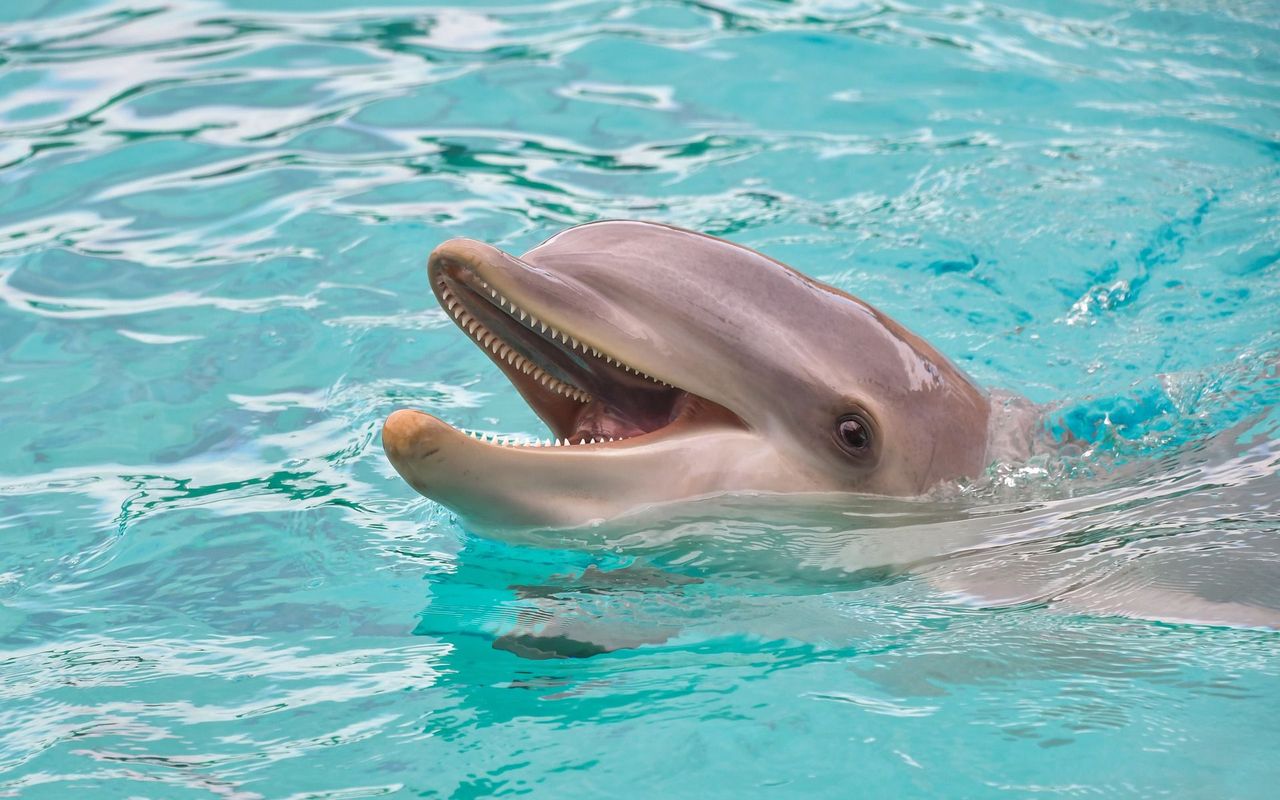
[383,221,993,526]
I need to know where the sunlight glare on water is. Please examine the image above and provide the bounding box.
[0,0,1278,796]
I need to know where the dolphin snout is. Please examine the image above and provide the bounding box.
[383,409,442,464]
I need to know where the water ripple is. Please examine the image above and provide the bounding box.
[1,0,1278,796]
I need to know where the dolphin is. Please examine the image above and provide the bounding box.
[383,220,1035,527]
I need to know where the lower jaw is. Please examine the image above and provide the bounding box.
[416,418,752,524]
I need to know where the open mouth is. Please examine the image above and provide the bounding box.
[430,253,741,448]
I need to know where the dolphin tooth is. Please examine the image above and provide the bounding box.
[519,310,527,322]
[540,321,548,333]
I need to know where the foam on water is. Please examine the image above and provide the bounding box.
[1,0,1278,796]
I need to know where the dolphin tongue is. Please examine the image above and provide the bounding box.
[569,401,658,441]
[567,392,710,442]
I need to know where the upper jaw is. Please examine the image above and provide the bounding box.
[425,238,745,447]
[428,239,674,384]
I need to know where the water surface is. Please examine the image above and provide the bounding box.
[1,0,1278,797]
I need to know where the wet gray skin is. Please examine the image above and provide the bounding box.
[383,220,1024,527]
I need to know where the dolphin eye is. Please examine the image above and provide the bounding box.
[835,414,872,455]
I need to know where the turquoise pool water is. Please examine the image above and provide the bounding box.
[2,0,1279,796]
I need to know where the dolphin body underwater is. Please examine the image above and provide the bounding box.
[383,220,1038,527]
